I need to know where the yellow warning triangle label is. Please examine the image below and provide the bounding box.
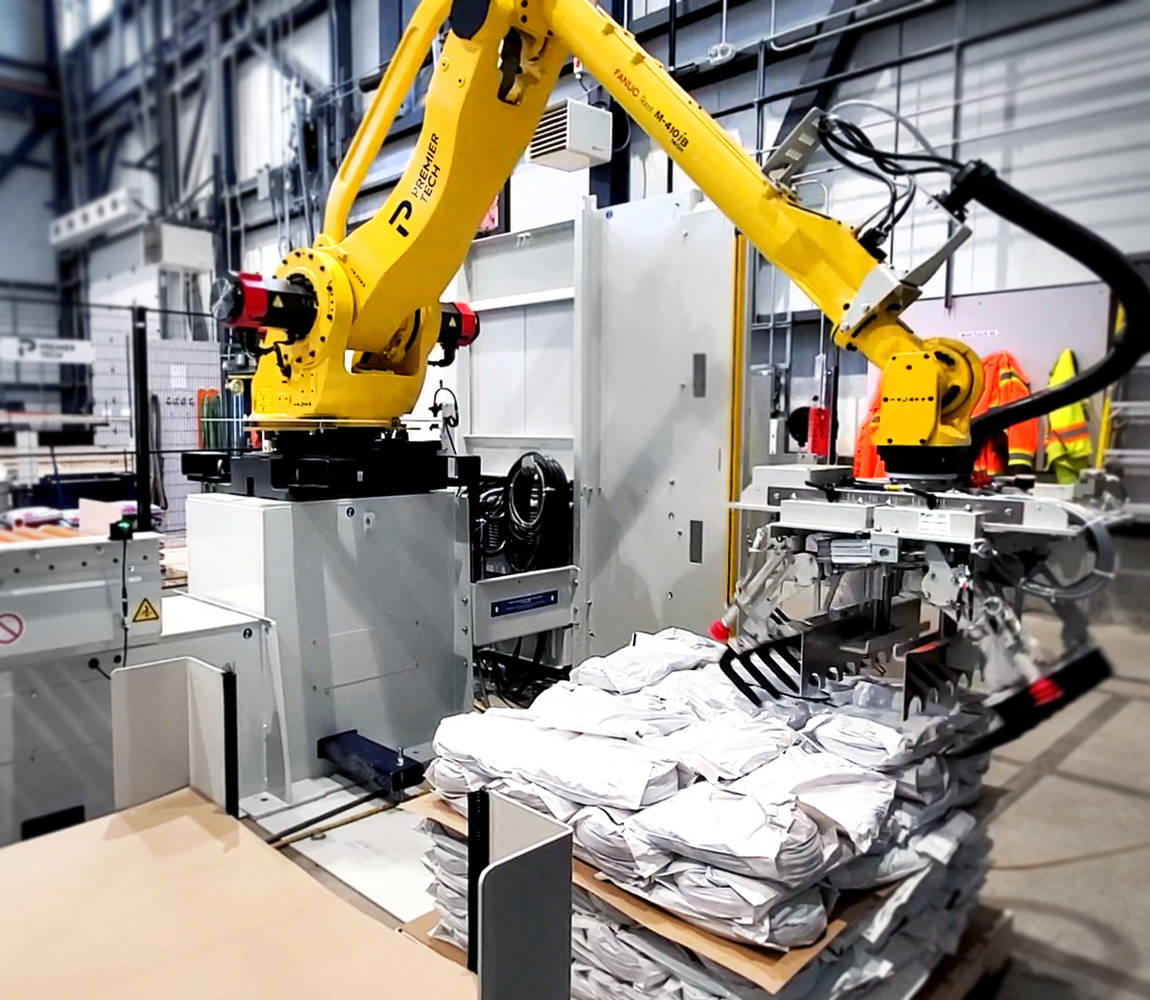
[132,597,160,623]
[272,295,283,308]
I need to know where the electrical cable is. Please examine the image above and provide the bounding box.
[818,117,900,228]
[828,99,944,158]
[431,383,459,455]
[264,787,388,846]
[593,99,633,154]
[477,645,564,708]
[149,393,168,510]
[49,443,64,509]
[504,452,570,573]
[990,837,1150,872]
[889,173,917,228]
[272,800,395,849]
[475,661,491,710]
[821,119,963,172]
[816,116,928,247]
[478,484,507,556]
[120,535,129,673]
[432,383,458,420]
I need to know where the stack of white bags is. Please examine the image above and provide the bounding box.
[424,628,992,999]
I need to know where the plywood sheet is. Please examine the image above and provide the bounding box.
[402,910,469,967]
[1,788,476,1000]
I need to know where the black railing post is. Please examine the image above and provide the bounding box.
[131,305,152,532]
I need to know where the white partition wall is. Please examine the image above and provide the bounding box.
[455,194,737,663]
[453,219,578,480]
[575,195,736,658]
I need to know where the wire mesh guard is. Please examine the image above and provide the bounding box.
[0,293,243,584]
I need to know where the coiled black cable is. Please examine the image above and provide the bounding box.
[504,452,570,573]
[478,484,507,557]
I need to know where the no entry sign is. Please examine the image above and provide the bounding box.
[0,613,25,644]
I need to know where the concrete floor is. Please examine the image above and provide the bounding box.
[978,619,1150,999]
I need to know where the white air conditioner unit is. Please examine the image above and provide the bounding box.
[528,99,612,171]
[141,223,216,273]
[49,188,145,251]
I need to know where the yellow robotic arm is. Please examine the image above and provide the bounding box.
[213,0,982,464]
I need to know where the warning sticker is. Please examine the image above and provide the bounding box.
[0,612,24,644]
[132,598,160,623]
[917,510,953,537]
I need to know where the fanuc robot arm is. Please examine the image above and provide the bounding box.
[213,0,1147,476]
[211,0,1150,749]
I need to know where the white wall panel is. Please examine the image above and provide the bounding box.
[470,309,528,437]
[1,0,46,63]
[509,77,592,228]
[579,196,735,653]
[451,220,577,474]
[110,130,160,212]
[351,0,381,79]
[177,86,213,199]
[705,0,1150,317]
[510,161,589,229]
[234,13,330,184]
[0,132,55,285]
[280,16,332,87]
[465,300,575,441]
[951,0,1150,293]
[522,302,575,436]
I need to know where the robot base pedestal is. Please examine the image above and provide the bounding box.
[186,491,472,795]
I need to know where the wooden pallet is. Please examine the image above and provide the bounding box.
[402,792,892,993]
[916,905,1013,1000]
[401,791,1013,998]
[401,905,1012,999]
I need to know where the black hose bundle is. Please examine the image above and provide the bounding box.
[478,484,507,557]
[503,452,571,573]
[477,634,569,708]
[813,111,1150,454]
[953,162,1150,447]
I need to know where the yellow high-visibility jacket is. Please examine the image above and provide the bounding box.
[1045,348,1092,484]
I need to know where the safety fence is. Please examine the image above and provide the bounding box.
[0,293,248,584]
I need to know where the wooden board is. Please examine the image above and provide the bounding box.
[402,791,891,995]
[1,788,476,1000]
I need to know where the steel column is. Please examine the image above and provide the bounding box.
[333,0,354,159]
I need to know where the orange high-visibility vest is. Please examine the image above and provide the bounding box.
[853,393,886,479]
[970,351,1039,475]
[853,350,1038,479]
